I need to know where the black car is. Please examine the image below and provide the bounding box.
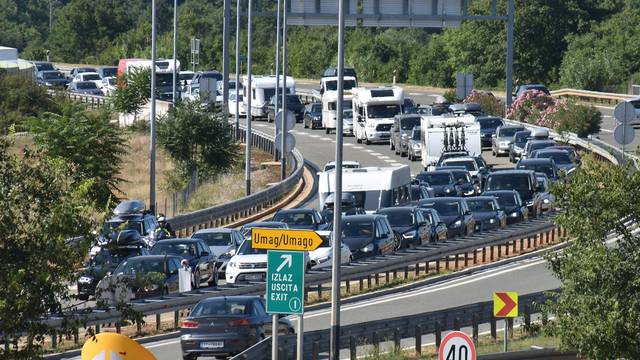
[376,207,431,248]
[99,200,159,247]
[449,169,479,197]
[410,184,433,201]
[321,192,366,224]
[402,98,417,114]
[483,170,543,218]
[272,208,328,230]
[466,196,507,232]
[516,158,559,181]
[476,116,504,147]
[151,238,218,288]
[482,190,529,225]
[417,197,476,238]
[417,208,448,242]
[32,61,56,71]
[415,171,462,197]
[340,215,396,259]
[107,255,182,299]
[264,94,305,123]
[36,70,69,88]
[180,296,294,360]
[77,244,149,300]
[304,102,323,129]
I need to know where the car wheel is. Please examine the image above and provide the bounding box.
[325,128,330,134]
[183,354,197,360]
[390,141,395,151]
[192,270,200,289]
[365,138,371,145]
[356,137,362,143]
[304,121,308,129]
[208,271,218,287]
[77,293,89,301]
[492,147,496,156]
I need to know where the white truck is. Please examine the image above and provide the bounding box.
[241,75,295,118]
[420,114,482,170]
[351,87,404,145]
[320,76,357,134]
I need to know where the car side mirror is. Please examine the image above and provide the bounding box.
[438,222,446,227]
[465,211,472,216]
[492,134,497,138]
[418,221,427,226]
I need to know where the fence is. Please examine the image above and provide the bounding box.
[232,290,565,360]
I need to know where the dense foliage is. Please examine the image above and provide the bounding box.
[1,0,637,90]
[110,68,151,118]
[0,74,59,134]
[547,155,640,359]
[0,139,95,359]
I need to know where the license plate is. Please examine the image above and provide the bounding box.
[245,274,262,281]
[200,341,224,349]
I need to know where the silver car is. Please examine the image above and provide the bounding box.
[535,174,555,211]
[191,228,243,276]
[407,126,422,161]
[492,125,525,156]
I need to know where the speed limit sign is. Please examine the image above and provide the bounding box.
[438,331,476,360]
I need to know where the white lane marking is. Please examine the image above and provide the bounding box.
[370,152,383,156]
[378,156,390,159]
[304,258,547,319]
[364,149,374,153]
[603,115,612,118]
[600,129,614,133]
[344,143,354,147]
[384,159,397,163]
[409,92,425,96]
[146,339,180,349]
[321,137,332,141]
[353,146,364,150]
[254,123,268,127]
[309,134,321,138]
[390,163,403,167]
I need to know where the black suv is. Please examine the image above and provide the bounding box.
[264,94,305,123]
[150,238,218,288]
[417,197,476,238]
[99,200,159,248]
[272,208,328,231]
[376,207,431,248]
[415,171,462,197]
[483,170,543,218]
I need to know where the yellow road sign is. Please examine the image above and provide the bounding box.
[251,228,323,251]
[493,291,518,318]
[82,332,156,360]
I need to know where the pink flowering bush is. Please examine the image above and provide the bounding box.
[507,90,601,137]
[464,90,505,117]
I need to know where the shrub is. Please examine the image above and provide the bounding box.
[443,89,460,104]
[465,90,505,117]
[555,103,602,138]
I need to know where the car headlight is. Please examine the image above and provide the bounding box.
[510,212,519,218]
[316,256,330,264]
[45,82,52,86]
[500,141,510,146]
[78,276,93,283]
[144,284,160,291]
[526,200,534,207]
[228,261,237,268]
[367,123,376,129]
[452,220,462,228]
[412,143,421,149]
[489,218,496,224]
[543,199,550,204]
[221,249,236,258]
[426,186,434,191]
[445,188,452,193]
[361,243,375,252]
[402,230,417,238]
[464,189,475,196]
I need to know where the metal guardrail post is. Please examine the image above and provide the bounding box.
[415,324,422,355]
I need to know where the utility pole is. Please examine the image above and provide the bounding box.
[223,0,231,125]
[330,0,345,358]
[150,0,158,213]
[505,0,515,107]
[172,0,178,104]
[280,0,288,181]
[245,0,253,196]
[235,0,242,139]
[274,0,281,162]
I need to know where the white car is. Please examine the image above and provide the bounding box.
[535,174,555,211]
[229,92,246,116]
[308,231,352,269]
[323,160,361,172]
[71,72,102,89]
[440,156,481,179]
[100,77,117,96]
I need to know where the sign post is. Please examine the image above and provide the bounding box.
[493,291,518,352]
[613,101,637,162]
[256,229,321,360]
[438,331,476,360]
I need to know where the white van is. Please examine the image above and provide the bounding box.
[317,166,412,213]
[320,76,357,134]
[420,115,481,169]
[351,87,404,145]
[242,75,295,118]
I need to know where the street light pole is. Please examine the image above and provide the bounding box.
[245,0,253,196]
[223,0,231,125]
[150,0,158,213]
[274,0,281,162]
[280,0,288,181]
[505,0,514,107]
[235,0,242,139]
[330,0,345,358]
[172,0,178,104]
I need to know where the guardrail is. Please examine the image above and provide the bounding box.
[48,90,110,109]
[550,88,636,105]
[232,289,562,360]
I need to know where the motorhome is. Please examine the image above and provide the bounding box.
[321,85,355,133]
[420,115,481,170]
[351,87,404,145]
[117,58,180,101]
[317,166,412,213]
[242,75,295,118]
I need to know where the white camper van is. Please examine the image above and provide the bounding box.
[242,75,295,118]
[317,166,412,213]
[351,87,404,145]
[420,115,481,169]
[320,76,357,134]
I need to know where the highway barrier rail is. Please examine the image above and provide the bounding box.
[551,88,636,105]
[232,289,563,360]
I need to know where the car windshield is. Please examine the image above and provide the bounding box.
[273,212,314,226]
[36,63,55,71]
[514,131,531,144]
[105,78,116,85]
[101,68,117,77]
[451,171,471,183]
[241,223,286,238]
[192,232,234,247]
[417,173,451,186]
[237,239,267,255]
[179,73,193,81]
[529,142,555,152]
[78,68,97,73]
[538,152,571,164]
[43,72,63,79]
[518,164,554,177]
[311,104,322,113]
[379,210,414,227]
[368,104,400,119]
[82,74,101,81]
[424,202,460,216]
[467,199,496,212]
[537,178,548,191]
[492,193,518,207]
[325,79,357,91]
[91,248,140,266]
[230,93,243,102]
[343,110,353,119]
[77,82,97,89]
[401,117,421,130]
[103,220,143,235]
[151,242,197,257]
[486,175,531,191]
[443,160,476,171]
[419,210,435,225]
[479,118,503,129]
[341,219,374,238]
[115,258,165,275]
[499,127,522,137]
[191,300,248,317]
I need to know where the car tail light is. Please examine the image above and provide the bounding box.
[181,320,199,328]
[228,318,250,327]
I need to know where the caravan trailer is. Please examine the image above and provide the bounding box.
[242,75,295,118]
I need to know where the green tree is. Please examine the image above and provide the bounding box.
[546,155,640,359]
[30,104,128,208]
[157,100,239,181]
[0,139,96,359]
[0,74,58,134]
[110,68,151,120]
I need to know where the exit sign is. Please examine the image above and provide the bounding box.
[266,250,305,315]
